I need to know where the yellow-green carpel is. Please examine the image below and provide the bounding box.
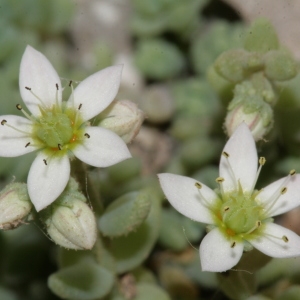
[36,112,74,148]
[219,190,264,236]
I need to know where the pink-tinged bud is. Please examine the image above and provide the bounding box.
[0,183,32,230]
[44,199,97,250]
[225,105,272,141]
[97,100,144,144]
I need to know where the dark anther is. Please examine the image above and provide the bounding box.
[69,80,72,87]
[43,159,47,166]
[84,133,90,138]
[78,103,82,110]
[25,86,31,90]
[56,83,59,90]
[16,104,22,110]
[1,120,7,125]
[58,144,62,150]
[25,142,30,148]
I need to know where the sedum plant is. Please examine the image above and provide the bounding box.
[2,4,300,300]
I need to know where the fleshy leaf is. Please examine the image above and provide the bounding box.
[107,190,161,273]
[134,283,171,300]
[99,190,151,237]
[48,259,114,300]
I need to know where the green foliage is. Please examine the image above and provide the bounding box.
[48,259,114,300]
[244,18,279,53]
[190,21,245,74]
[131,0,207,37]
[99,190,151,238]
[107,191,161,273]
[158,208,205,251]
[134,39,185,80]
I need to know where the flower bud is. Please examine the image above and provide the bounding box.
[0,182,32,230]
[40,183,97,250]
[44,199,97,250]
[97,100,144,144]
[225,103,272,141]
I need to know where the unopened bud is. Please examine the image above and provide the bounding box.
[225,104,273,141]
[97,100,144,144]
[41,185,97,250]
[0,183,32,230]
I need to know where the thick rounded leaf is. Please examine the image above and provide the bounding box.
[99,190,151,237]
[200,228,244,272]
[72,126,131,168]
[0,287,18,300]
[69,65,122,121]
[28,152,70,211]
[249,223,300,258]
[158,208,189,251]
[108,191,161,273]
[134,283,171,300]
[256,174,300,217]
[158,173,218,224]
[0,115,37,157]
[19,45,62,116]
[220,122,258,193]
[48,260,114,300]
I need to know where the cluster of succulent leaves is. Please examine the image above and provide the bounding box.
[2,1,300,300]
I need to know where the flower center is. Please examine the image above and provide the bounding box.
[220,191,263,235]
[36,112,73,148]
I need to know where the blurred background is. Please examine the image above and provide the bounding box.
[1,0,300,299]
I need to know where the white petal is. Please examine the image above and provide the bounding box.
[249,223,300,258]
[68,65,123,121]
[220,122,258,193]
[0,115,37,157]
[28,152,70,211]
[19,45,62,116]
[200,228,244,272]
[256,174,300,217]
[72,126,131,167]
[158,173,219,224]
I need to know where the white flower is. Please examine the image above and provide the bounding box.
[0,45,131,212]
[158,123,300,272]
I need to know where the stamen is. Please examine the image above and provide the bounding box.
[26,88,47,107]
[1,120,31,135]
[250,157,266,193]
[69,80,72,87]
[231,241,236,248]
[25,142,30,148]
[43,159,47,166]
[244,220,261,235]
[264,170,295,215]
[78,103,82,110]
[195,182,202,189]
[216,177,225,197]
[195,182,211,208]
[290,169,296,176]
[264,232,289,243]
[222,152,237,189]
[222,151,229,158]
[58,144,62,150]
[15,104,36,122]
[56,83,59,90]
[224,206,230,212]
[84,133,90,138]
